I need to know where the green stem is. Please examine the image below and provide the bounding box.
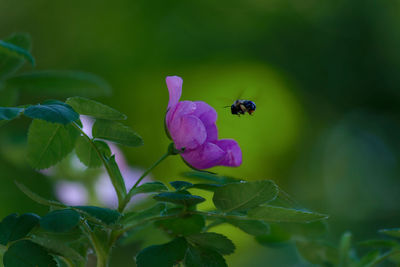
[118,150,171,212]
[81,221,109,267]
[72,122,126,208]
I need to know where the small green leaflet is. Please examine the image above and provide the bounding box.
[24,100,79,124]
[129,182,168,196]
[75,137,111,168]
[155,214,205,236]
[154,192,205,206]
[122,203,166,228]
[226,219,270,236]
[186,233,235,255]
[3,240,57,267]
[5,70,111,97]
[105,155,127,204]
[379,228,400,238]
[0,107,24,120]
[0,40,35,66]
[92,119,143,147]
[184,246,227,267]
[136,238,187,267]
[66,96,126,120]
[14,181,66,208]
[40,209,80,233]
[27,119,79,169]
[248,205,328,223]
[73,206,121,225]
[0,33,32,80]
[213,180,278,212]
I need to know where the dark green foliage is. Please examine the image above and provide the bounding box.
[14,181,66,208]
[379,228,400,238]
[0,213,40,245]
[92,119,143,147]
[66,96,126,120]
[184,246,227,267]
[24,100,79,124]
[0,40,34,66]
[40,209,80,232]
[3,240,57,267]
[154,192,205,206]
[186,232,235,255]
[136,238,187,267]
[155,214,205,236]
[226,218,270,236]
[27,119,80,169]
[75,137,111,168]
[170,181,193,190]
[122,203,166,227]
[0,214,18,245]
[130,182,168,196]
[0,107,24,120]
[248,205,328,223]
[0,33,32,79]
[212,180,278,212]
[296,240,339,266]
[6,70,111,97]
[74,206,121,225]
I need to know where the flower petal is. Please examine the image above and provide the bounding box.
[181,142,226,169]
[193,101,218,142]
[166,76,183,110]
[166,101,196,131]
[171,115,207,150]
[215,139,242,167]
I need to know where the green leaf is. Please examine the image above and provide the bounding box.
[379,228,400,238]
[226,219,270,236]
[170,181,193,190]
[0,33,31,80]
[104,155,127,204]
[130,182,168,196]
[15,181,66,208]
[255,224,292,247]
[40,209,80,232]
[357,250,381,267]
[0,40,34,66]
[186,232,235,255]
[92,119,143,147]
[338,231,352,267]
[3,240,57,267]
[27,119,79,169]
[29,235,85,263]
[136,238,187,267]
[73,206,121,225]
[212,180,278,212]
[358,239,399,249]
[0,214,18,245]
[184,246,227,267]
[248,205,328,223]
[154,192,205,206]
[66,96,126,120]
[24,100,79,124]
[9,213,40,243]
[155,214,205,236]
[5,71,111,97]
[122,203,166,227]
[0,107,24,120]
[0,213,40,245]
[296,240,338,266]
[75,137,110,168]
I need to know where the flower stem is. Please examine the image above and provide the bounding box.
[118,148,172,212]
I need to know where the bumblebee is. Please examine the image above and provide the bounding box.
[230,100,256,116]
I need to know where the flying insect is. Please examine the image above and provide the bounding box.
[229,100,256,116]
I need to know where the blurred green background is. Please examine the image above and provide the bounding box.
[1,0,400,266]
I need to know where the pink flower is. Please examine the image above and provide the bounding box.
[165,76,242,169]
